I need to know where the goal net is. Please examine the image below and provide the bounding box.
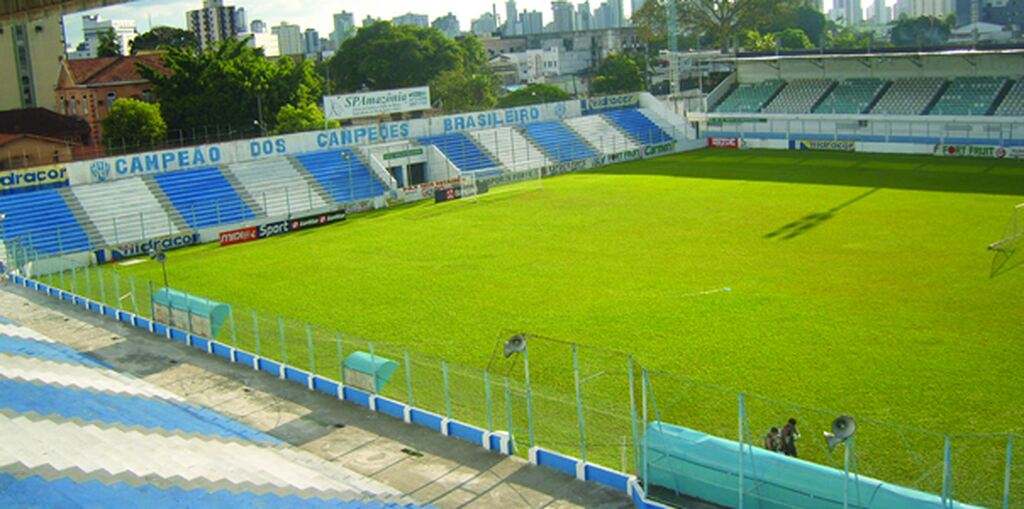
[460,172,478,202]
[988,203,1024,253]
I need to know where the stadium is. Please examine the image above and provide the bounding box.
[2,6,1024,507]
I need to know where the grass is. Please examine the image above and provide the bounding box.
[50,149,1024,504]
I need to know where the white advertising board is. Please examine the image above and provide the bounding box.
[324,86,431,120]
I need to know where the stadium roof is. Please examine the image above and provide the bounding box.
[707,46,1024,63]
[0,0,127,23]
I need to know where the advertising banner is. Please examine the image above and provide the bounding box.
[95,231,200,263]
[580,93,640,114]
[793,139,856,152]
[934,144,1022,159]
[0,165,69,193]
[218,210,347,247]
[707,137,741,149]
[324,86,431,121]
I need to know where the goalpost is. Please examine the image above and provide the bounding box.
[460,172,479,203]
[988,203,1024,253]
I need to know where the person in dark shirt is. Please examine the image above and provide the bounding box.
[781,417,801,457]
[763,426,781,452]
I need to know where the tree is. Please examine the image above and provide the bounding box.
[775,28,813,49]
[889,15,952,47]
[328,22,466,92]
[634,0,805,51]
[497,83,571,108]
[96,28,121,57]
[138,37,323,134]
[272,103,337,134]
[130,26,199,54]
[591,53,645,95]
[431,69,498,113]
[743,30,776,51]
[101,98,166,151]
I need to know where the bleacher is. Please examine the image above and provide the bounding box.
[762,79,834,114]
[0,319,422,508]
[293,149,387,203]
[417,133,496,172]
[869,78,946,115]
[993,80,1024,115]
[0,190,91,254]
[603,109,674,146]
[152,167,255,229]
[467,126,552,172]
[226,158,330,218]
[814,78,887,114]
[929,76,1010,116]
[70,178,180,246]
[522,121,597,162]
[712,80,785,113]
[564,115,639,154]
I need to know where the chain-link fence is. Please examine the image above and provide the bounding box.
[4,223,1020,509]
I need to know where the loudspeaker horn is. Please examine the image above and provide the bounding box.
[503,334,527,358]
[824,415,856,452]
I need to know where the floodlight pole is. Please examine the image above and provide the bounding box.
[843,439,851,509]
[524,344,535,448]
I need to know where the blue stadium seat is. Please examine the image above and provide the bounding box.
[0,379,281,443]
[602,110,673,146]
[152,167,255,229]
[293,149,387,203]
[418,134,496,171]
[0,333,110,368]
[0,189,91,254]
[523,122,597,162]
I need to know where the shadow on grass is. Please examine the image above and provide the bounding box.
[588,149,1024,196]
[990,245,1023,278]
[765,188,880,240]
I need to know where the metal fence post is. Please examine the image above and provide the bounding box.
[336,332,344,382]
[112,270,121,309]
[524,343,535,448]
[277,316,287,367]
[306,323,315,375]
[504,376,514,445]
[573,344,587,464]
[404,349,413,406]
[442,360,452,420]
[485,370,493,433]
[98,265,106,305]
[369,342,377,392]
[85,263,93,299]
[228,306,237,350]
[129,276,138,315]
[738,393,746,509]
[58,256,66,289]
[942,435,952,508]
[1004,435,1014,509]
[628,356,640,477]
[642,368,649,487]
[71,263,78,294]
[147,280,155,321]
[252,309,261,356]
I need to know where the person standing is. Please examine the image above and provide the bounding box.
[763,426,781,452]
[781,418,801,457]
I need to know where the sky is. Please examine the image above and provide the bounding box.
[62,0,614,47]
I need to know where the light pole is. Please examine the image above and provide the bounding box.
[148,248,168,289]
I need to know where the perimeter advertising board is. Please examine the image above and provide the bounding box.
[0,164,69,194]
[934,144,1023,159]
[218,210,347,246]
[324,86,431,121]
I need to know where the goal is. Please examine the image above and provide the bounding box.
[460,172,478,202]
[988,203,1024,253]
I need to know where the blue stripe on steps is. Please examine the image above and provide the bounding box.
[0,334,111,368]
[0,474,428,509]
[0,380,280,444]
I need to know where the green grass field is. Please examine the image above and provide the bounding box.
[54,148,1024,503]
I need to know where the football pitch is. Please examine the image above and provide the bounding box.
[95,148,1022,498]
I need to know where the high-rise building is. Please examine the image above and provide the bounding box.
[330,11,356,50]
[833,0,864,23]
[393,13,429,28]
[609,0,625,27]
[521,10,545,34]
[632,0,646,16]
[0,11,65,110]
[241,31,278,57]
[250,19,266,33]
[867,0,892,23]
[432,13,461,38]
[186,0,243,50]
[593,2,611,28]
[471,12,499,35]
[552,1,575,31]
[303,28,320,57]
[894,0,954,18]
[576,2,593,30]
[505,0,520,35]
[271,22,303,56]
[234,7,248,34]
[69,15,138,59]
[363,15,377,27]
